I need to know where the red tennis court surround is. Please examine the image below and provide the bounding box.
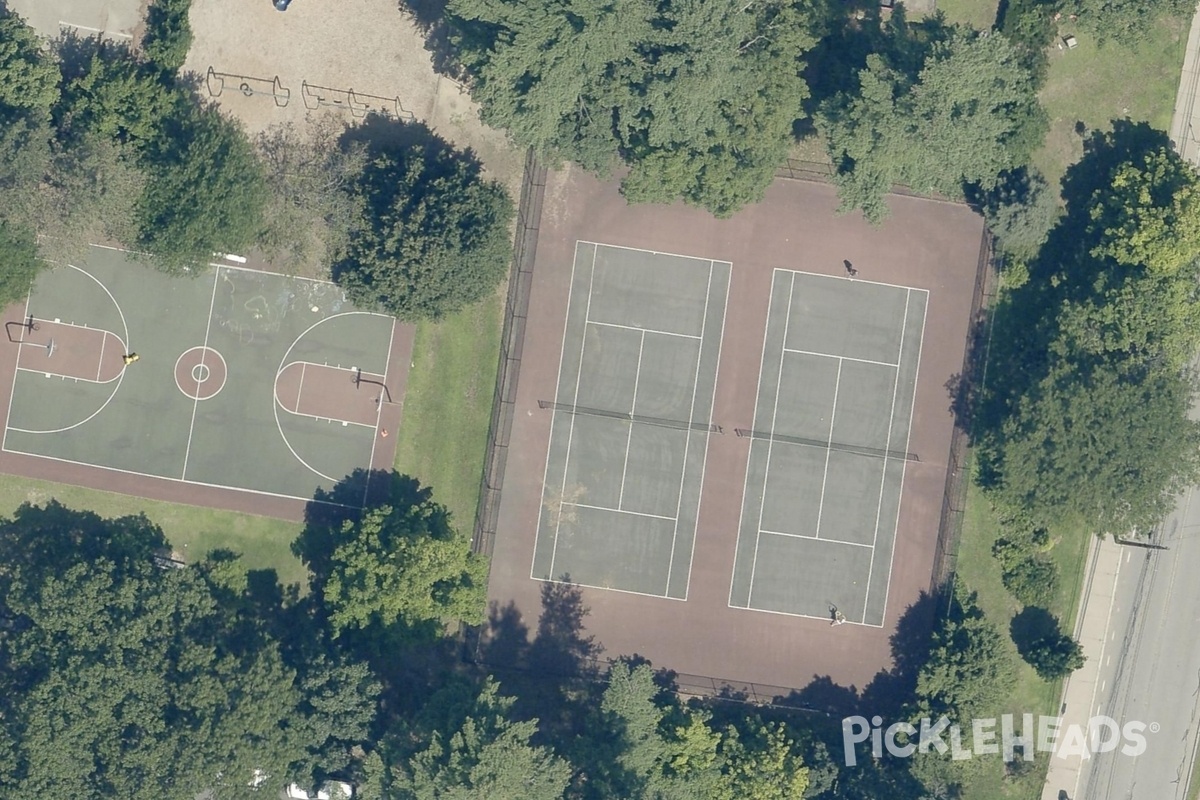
[16,321,126,383]
[274,362,384,426]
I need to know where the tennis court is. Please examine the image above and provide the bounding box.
[531,242,730,598]
[0,245,407,512]
[729,270,926,626]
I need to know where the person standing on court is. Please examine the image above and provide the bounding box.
[122,353,140,365]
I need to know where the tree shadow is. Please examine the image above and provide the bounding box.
[294,468,438,588]
[339,112,481,169]
[397,0,465,81]
[1009,606,1058,658]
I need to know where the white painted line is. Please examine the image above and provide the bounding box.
[783,347,900,369]
[96,330,106,382]
[760,529,875,548]
[569,501,677,522]
[617,330,646,510]
[2,286,36,452]
[666,259,714,595]
[548,245,599,580]
[181,270,221,480]
[362,318,397,498]
[531,573,684,601]
[297,362,307,410]
[532,243,588,582]
[587,319,701,340]
[872,289,928,625]
[681,260,732,602]
[724,600,885,628]
[729,269,783,608]
[812,358,844,540]
[861,288,910,622]
[747,271,797,608]
[785,266,931,294]
[576,239,733,268]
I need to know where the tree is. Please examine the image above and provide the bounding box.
[391,678,573,799]
[141,0,194,74]
[914,587,1017,722]
[315,478,489,635]
[55,50,175,147]
[1085,147,1200,275]
[0,220,41,307]
[1022,629,1085,680]
[0,9,60,115]
[333,136,512,320]
[993,361,1200,532]
[1061,0,1193,45]
[0,502,381,799]
[255,120,368,277]
[820,30,1045,222]
[979,167,1061,261]
[449,0,825,216]
[136,102,268,271]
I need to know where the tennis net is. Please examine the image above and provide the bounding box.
[733,428,918,462]
[539,400,722,434]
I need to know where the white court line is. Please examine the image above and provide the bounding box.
[587,319,701,341]
[730,602,885,628]
[14,366,117,387]
[6,266,129,435]
[532,243,587,582]
[96,330,106,382]
[577,239,734,268]
[569,502,677,522]
[181,269,222,480]
[547,245,598,580]
[362,318,397,500]
[746,271,796,609]
[0,446,349,506]
[760,529,875,548]
[296,363,307,410]
[782,266,932,295]
[616,330,646,510]
[859,289,909,623]
[783,347,899,369]
[3,287,36,452]
[531,573,684,602]
[666,259,714,595]
[729,269,782,608]
[811,358,844,540]
[869,290,928,625]
[681,261,732,602]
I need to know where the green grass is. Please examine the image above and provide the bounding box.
[1033,15,1189,191]
[931,0,999,30]
[392,289,504,535]
[954,472,1092,798]
[0,476,308,587]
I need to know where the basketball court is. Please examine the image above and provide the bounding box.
[0,245,407,513]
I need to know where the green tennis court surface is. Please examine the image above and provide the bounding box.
[531,242,730,599]
[3,246,397,503]
[729,269,926,626]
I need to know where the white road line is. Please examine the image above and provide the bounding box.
[181,269,221,480]
[783,347,899,369]
[617,331,646,510]
[861,288,910,622]
[666,259,715,594]
[747,271,797,608]
[587,319,701,340]
[812,358,844,540]
[548,245,599,580]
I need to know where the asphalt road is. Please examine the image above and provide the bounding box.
[1075,490,1200,800]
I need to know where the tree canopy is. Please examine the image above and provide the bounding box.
[1062,0,1194,45]
[332,134,513,320]
[0,502,379,799]
[449,0,826,216]
[819,28,1045,222]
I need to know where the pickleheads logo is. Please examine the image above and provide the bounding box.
[841,714,1157,767]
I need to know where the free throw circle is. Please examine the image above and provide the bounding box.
[175,346,228,401]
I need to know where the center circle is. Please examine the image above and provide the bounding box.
[174,346,228,401]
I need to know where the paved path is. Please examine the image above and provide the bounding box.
[1040,535,1123,800]
[1172,3,1200,164]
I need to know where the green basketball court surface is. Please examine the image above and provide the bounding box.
[2,246,400,505]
